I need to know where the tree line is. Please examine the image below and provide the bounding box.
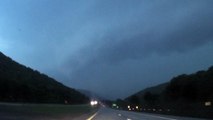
[125,66,213,118]
[0,52,89,104]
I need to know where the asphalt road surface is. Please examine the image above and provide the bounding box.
[85,107,208,120]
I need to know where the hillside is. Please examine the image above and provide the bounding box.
[126,66,213,118]
[126,83,168,104]
[0,52,89,104]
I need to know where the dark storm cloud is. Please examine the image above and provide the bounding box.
[66,0,213,99]
[1,0,213,99]
[97,8,213,63]
[67,1,213,66]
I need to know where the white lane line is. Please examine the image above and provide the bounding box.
[118,114,122,117]
[86,112,98,120]
[142,114,177,120]
[127,118,132,120]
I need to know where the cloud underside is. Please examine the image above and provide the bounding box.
[1,0,213,99]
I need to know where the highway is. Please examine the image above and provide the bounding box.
[0,102,209,120]
[85,107,208,120]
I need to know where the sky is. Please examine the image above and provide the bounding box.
[0,0,213,100]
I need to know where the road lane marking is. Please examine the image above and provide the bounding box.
[118,114,122,116]
[127,118,132,120]
[156,116,177,120]
[86,112,98,120]
[142,114,177,120]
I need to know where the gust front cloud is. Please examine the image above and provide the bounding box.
[1,0,213,99]
[68,1,213,66]
[64,1,213,98]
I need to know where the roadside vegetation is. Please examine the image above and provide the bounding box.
[0,52,89,104]
[111,66,213,119]
[0,103,97,119]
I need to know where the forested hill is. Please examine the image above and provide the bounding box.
[0,52,89,104]
[127,66,213,103]
[126,66,213,118]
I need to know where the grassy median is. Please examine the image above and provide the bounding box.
[0,103,98,119]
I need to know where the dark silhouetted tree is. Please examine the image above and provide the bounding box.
[129,95,140,105]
